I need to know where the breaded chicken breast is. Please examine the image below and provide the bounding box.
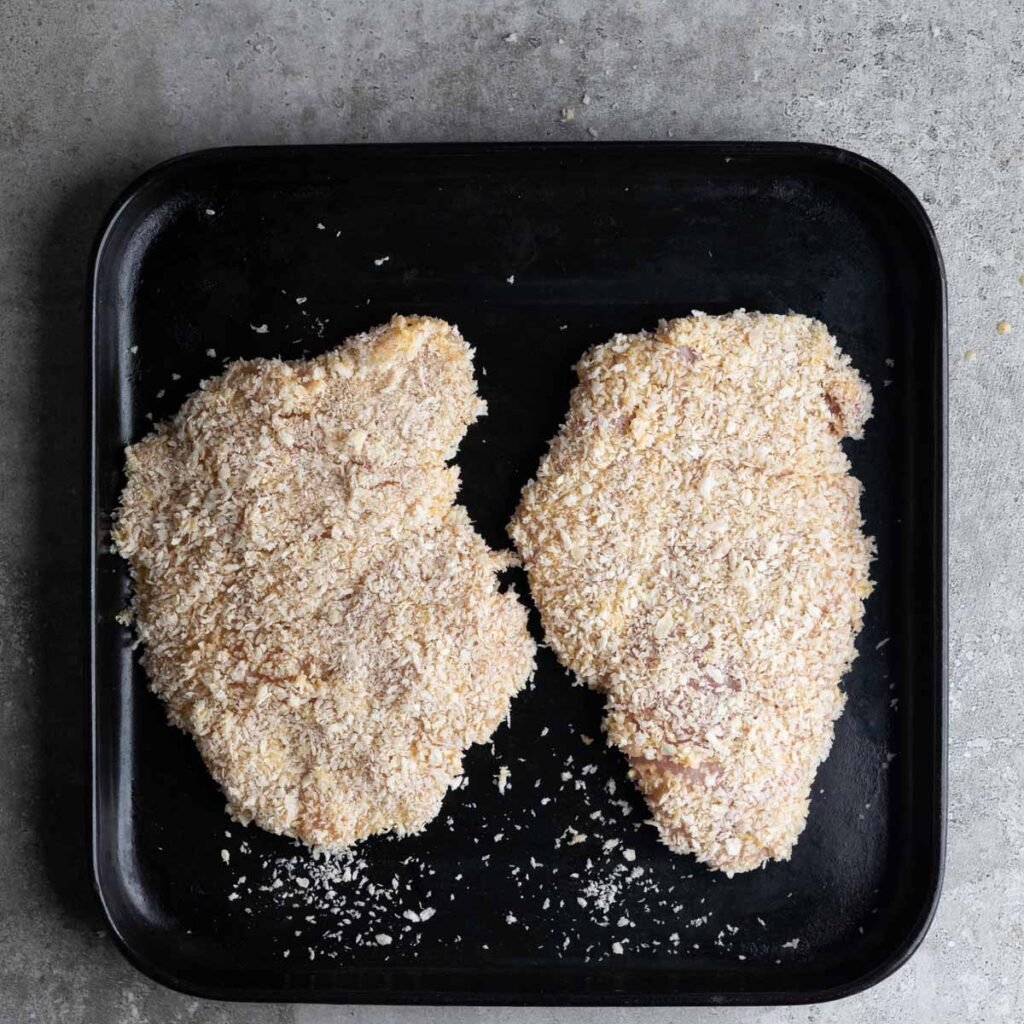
[115,315,535,849]
[510,311,873,874]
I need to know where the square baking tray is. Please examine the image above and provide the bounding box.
[90,142,946,1005]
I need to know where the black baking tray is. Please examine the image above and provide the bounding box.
[90,142,946,1005]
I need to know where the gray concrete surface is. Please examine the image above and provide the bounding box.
[0,0,1021,1021]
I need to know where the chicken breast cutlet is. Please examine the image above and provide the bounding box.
[510,311,874,874]
[115,315,535,850]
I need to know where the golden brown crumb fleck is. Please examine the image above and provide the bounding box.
[996,320,1012,335]
[510,311,874,874]
[965,348,979,362]
[115,315,535,849]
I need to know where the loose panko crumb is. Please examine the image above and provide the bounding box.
[115,315,536,850]
[509,311,874,874]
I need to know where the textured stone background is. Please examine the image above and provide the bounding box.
[1,1,1021,1021]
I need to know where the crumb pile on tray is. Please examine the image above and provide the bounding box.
[115,315,535,849]
[510,311,874,874]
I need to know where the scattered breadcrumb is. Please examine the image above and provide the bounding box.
[965,348,979,362]
[996,320,1012,335]
[212,769,799,964]
[373,256,390,266]
[114,315,535,849]
[510,311,874,874]
[251,324,269,334]
[560,107,576,123]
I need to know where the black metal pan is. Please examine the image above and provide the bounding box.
[90,142,946,1005]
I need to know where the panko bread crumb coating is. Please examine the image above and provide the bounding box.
[510,311,873,874]
[115,315,536,850]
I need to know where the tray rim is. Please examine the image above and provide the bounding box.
[89,139,948,1007]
